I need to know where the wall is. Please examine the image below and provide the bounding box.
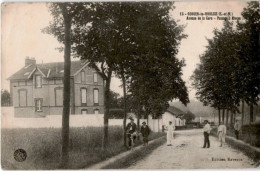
[2,107,160,132]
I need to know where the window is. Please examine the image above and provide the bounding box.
[81,71,85,83]
[35,75,42,88]
[18,89,27,106]
[55,88,63,106]
[94,109,99,114]
[93,72,98,83]
[81,109,88,114]
[94,89,99,105]
[35,99,43,112]
[81,88,87,106]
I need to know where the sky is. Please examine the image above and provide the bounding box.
[1,1,248,100]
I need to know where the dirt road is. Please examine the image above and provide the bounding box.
[128,129,258,169]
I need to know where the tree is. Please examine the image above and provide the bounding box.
[192,2,260,126]
[183,111,195,123]
[43,2,92,167]
[1,89,11,106]
[236,1,260,124]
[192,20,242,125]
[72,2,189,147]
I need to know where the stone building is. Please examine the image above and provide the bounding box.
[8,58,104,117]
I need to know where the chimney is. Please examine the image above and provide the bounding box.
[25,57,36,66]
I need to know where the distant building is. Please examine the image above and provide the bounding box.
[161,106,186,126]
[8,57,104,117]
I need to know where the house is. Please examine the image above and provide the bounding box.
[8,57,104,117]
[161,106,186,127]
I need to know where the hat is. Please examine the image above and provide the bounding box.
[142,122,146,124]
[129,117,134,121]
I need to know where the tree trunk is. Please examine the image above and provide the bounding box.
[230,111,233,127]
[249,102,253,125]
[102,70,112,150]
[242,99,244,126]
[60,5,71,168]
[218,108,221,125]
[222,109,225,122]
[226,110,229,127]
[121,72,127,147]
[137,107,140,140]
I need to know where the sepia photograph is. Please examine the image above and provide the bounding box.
[1,0,260,170]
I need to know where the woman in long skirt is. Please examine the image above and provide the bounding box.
[165,121,175,146]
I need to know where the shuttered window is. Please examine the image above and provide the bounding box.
[94,72,98,83]
[94,89,99,105]
[81,88,87,106]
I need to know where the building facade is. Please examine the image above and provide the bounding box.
[161,106,186,126]
[8,58,104,117]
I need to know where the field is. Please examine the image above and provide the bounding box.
[1,126,164,170]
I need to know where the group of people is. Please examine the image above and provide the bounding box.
[126,118,176,148]
[126,117,242,149]
[126,117,151,148]
[203,119,242,148]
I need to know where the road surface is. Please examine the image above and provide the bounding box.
[128,129,258,169]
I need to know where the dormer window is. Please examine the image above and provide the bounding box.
[35,75,42,88]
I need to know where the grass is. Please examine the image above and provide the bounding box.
[211,128,260,162]
[211,126,260,148]
[1,126,164,170]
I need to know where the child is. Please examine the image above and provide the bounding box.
[140,122,150,146]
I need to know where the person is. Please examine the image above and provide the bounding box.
[140,122,151,146]
[217,121,226,147]
[126,117,137,148]
[165,121,175,146]
[234,120,241,140]
[203,120,211,148]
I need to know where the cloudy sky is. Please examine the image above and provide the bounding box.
[1,1,247,100]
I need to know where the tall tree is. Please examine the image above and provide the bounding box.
[44,2,92,167]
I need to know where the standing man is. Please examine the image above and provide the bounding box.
[126,117,137,148]
[203,120,211,148]
[218,121,227,147]
[234,120,241,140]
[165,121,175,146]
[140,122,150,146]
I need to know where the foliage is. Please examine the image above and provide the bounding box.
[183,111,195,123]
[192,2,260,124]
[44,2,189,149]
[1,89,11,106]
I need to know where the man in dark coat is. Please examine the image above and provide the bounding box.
[126,117,137,147]
[140,121,151,146]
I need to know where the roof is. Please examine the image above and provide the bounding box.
[8,60,89,80]
[167,106,185,115]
